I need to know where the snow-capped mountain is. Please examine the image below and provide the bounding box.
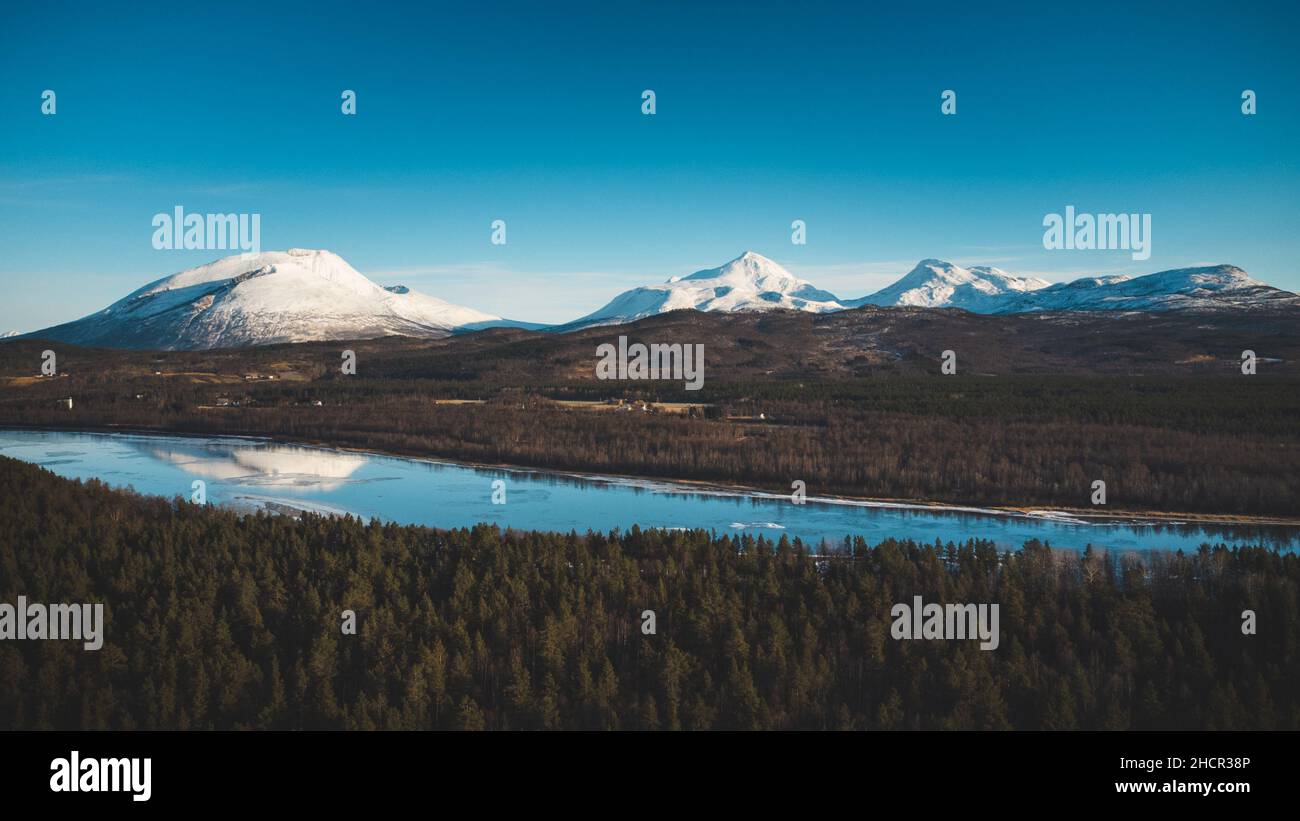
[844,260,1296,314]
[12,250,1296,351]
[843,259,1052,311]
[19,249,523,350]
[988,264,1297,313]
[564,251,843,329]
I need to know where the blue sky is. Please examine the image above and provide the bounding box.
[2,0,1298,330]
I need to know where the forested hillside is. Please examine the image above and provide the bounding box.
[4,331,1299,516]
[1,456,1295,730]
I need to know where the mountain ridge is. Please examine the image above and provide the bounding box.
[843,259,1053,312]
[14,249,1298,350]
[988,264,1294,313]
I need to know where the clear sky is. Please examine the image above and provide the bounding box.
[2,0,1298,331]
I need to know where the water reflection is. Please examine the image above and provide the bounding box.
[132,438,368,492]
[1,428,1296,554]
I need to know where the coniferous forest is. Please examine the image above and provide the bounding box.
[3,333,1299,518]
[2,455,1295,731]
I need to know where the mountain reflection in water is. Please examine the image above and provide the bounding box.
[1,429,1296,554]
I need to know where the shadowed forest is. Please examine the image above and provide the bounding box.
[2,456,1295,730]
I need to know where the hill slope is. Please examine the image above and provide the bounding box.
[20,249,518,350]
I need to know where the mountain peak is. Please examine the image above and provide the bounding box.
[14,250,1294,350]
[567,251,842,328]
[687,250,791,283]
[847,259,1051,311]
[20,249,512,350]
[986,262,1287,313]
[1157,264,1256,286]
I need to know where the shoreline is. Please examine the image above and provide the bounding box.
[2,422,1299,531]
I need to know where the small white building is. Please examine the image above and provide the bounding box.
[59,397,73,410]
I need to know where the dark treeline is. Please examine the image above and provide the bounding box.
[2,370,1297,515]
[1,456,1296,730]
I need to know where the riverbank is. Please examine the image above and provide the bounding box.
[5,422,1299,532]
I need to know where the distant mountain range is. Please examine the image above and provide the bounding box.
[564,253,1297,327]
[840,258,1299,314]
[13,249,1298,349]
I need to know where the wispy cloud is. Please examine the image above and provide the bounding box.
[783,259,917,297]
[0,174,137,207]
[363,261,647,322]
[193,182,265,197]
[367,261,641,286]
[0,174,132,191]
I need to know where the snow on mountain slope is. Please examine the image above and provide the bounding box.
[20,249,512,350]
[13,251,1296,351]
[842,260,1297,314]
[564,251,843,328]
[989,265,1298,313]
[843,259,1052,311]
